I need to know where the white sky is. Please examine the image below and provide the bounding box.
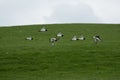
[0,0,120,26]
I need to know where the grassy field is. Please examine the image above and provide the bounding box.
[0,24,120,80]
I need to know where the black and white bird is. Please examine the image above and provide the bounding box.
[25,36,33,40]
[78,35,85,40]
[71,35,78,41]
[57,32,64,37]
[39,27,47,32]
[49,37,60,46]
[93,35,101,44]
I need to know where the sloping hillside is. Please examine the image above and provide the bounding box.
[0,24,120,80]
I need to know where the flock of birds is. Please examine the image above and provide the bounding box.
[26,26,101,46]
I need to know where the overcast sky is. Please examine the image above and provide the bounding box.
[0,0,120,26]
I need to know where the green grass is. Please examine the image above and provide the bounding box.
[0,24,120,80]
